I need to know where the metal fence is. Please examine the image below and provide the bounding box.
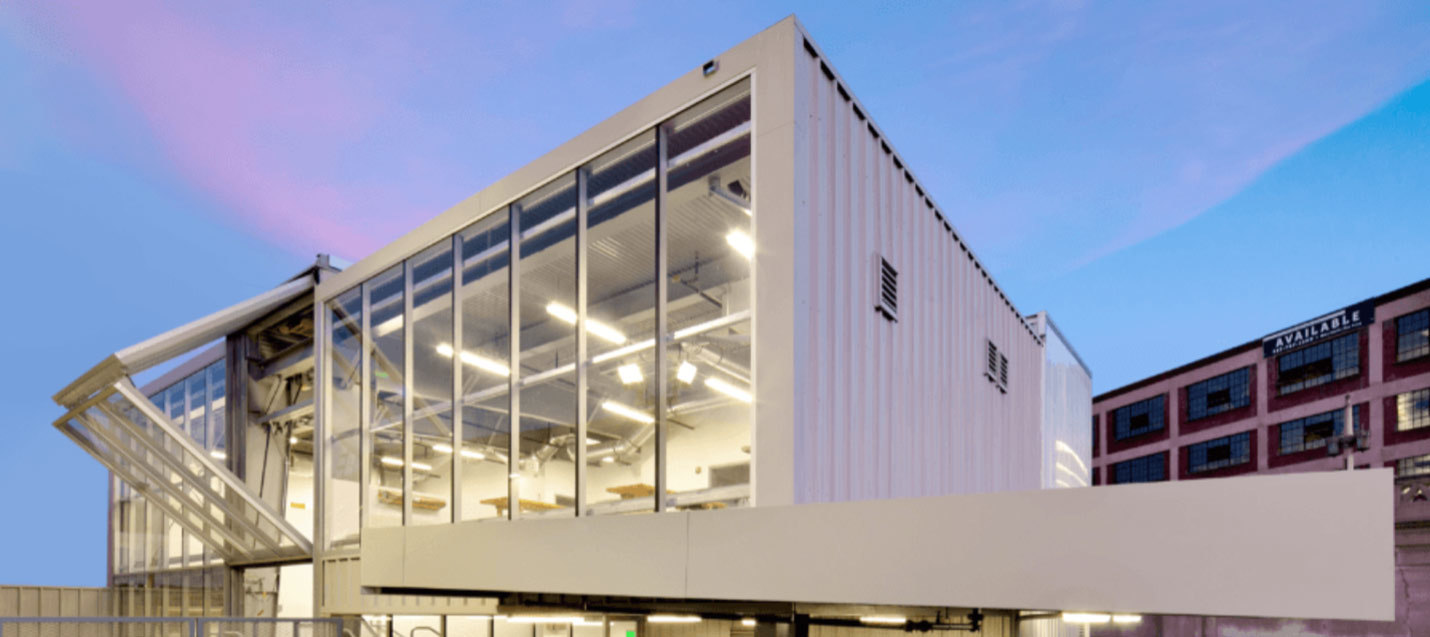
[0,618,343,637]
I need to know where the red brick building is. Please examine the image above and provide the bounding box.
[1091,277,1430,635]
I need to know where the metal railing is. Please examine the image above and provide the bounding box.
[0,617,342,637]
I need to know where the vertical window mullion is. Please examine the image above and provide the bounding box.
[655,123,670,512]
[508,203,522,520]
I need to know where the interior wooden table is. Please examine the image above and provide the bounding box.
[479,497,565,517]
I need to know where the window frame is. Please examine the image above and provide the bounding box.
[1186,431,1252,474]
[1111,452,1166,484]
[1397,387,1430,433]
[1110,395,1166,441]
[1184,367,1251,422]
[1396,308,1430,363]
[1275,332,1360,396]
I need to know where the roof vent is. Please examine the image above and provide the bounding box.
[702,60,719,76]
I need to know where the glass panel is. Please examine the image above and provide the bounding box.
[663,79,753,510]
[410,242,455,524]
[72,388,309,564]
[368,265,406,527]
[206,567,225,616]
[584,131,658,514]
[517,173,579,517]
[328,287,363,548]
[209,361,227,460]
[459,211,512,521]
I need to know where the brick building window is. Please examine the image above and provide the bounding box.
[1111,453,1165,484]
[1111,395,1165,441]
[1185,367,1251,421]
[1277,332,1359,396]
[1398,309,1430,362]
[1187,431,1252,474]
[1398,388,1430,432]
[1091,415,1099,454]
[1397,452,1430,477]
[1279,405,1361,455]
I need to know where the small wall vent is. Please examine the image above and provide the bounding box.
[987,340,1008,393]
[876,257,898,322]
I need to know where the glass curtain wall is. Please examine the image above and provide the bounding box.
[368,265,407,527]
[516,173,579,517]
[325,76,754,538]
[112,360,229,582]
[584,132,659,514]
[459,212,512,521]
[661,80,753,506]
[411,242,455,524]
[327,288,363,548]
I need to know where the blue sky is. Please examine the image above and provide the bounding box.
[1,2,1428,586]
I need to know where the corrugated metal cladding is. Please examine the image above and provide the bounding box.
[792,42,1044,503]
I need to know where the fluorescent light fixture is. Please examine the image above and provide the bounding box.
[617,363,644,384]
[509,472,521,479]
[704,377,753,403]
[506,616,583,624]
[741,619,757,627]
[677,361,697,384]
[647,615,701,624]
[573,619,605,627]
[601,456,615,464]
[1112,615,1142,624]
[1060,612,1111,624]
[726,229,754,259]
[586,437,599,445]
[289,436,298,445]
[547,302,627,345]
[437,343,510,377]
[859,616,906,626]
[379,456,432,472]
[209,450,227,460]
[373,314,404,337]
[601,400,655,424]
[432,443,484,461]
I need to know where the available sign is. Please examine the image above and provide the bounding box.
[1262,300,1375,357]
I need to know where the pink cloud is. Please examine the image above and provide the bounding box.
[27,1,419,260]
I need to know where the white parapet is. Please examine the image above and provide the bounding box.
[363,469,1394,622]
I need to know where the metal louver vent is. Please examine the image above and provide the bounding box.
[877,257,898,322]
[987,340,1008,393]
